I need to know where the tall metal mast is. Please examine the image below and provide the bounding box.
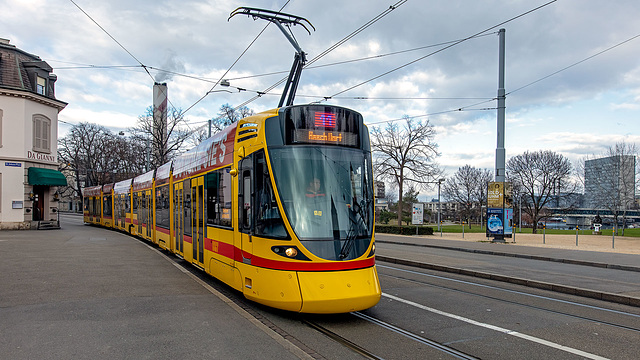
[495,28,506,182]
[229,7,315,107]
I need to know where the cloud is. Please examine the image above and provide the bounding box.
[3,0,640,174]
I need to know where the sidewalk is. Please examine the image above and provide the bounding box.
[429,230,640,255]
[0,217,306,360]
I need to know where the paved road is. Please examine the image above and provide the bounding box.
[375,233,640,307]
[3,215,639,359]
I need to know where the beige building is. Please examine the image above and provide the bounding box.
[0,38,67,229]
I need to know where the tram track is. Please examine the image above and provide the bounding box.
[157,243,483,359]
[301,312,480,360]
[378,263,640,333]
[147,239,639,359]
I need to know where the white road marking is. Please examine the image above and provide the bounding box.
[383,293,609,360]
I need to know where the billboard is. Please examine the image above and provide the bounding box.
[412,203,424,225]
[486,208,513,237]
[486,208,504,236]
[488,181,513,208]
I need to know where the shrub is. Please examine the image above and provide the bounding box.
[375,225,434,235]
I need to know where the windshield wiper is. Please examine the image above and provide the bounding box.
[339,199,369,259]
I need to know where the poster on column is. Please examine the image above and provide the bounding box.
[504,208,513,236]
[486,208,504,236]
[412,203,424,225]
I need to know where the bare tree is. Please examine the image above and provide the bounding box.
[507,150,575,233]
[371,116,440,226]
[129,106,191,169]
[58,123,115,203]
[578,141,638,235]
[443,166,493,227]
[475,168,494,215]
[192,104,256,146]
[209,104,255,133]
[58,123,151,205]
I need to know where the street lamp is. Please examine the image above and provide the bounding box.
[205,89,233,138]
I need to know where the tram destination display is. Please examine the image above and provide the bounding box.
[285,106,361,147]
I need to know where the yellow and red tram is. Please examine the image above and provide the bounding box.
[82,185,102,225]
[132,169,155,243]
[83,104,381,313]
[113,178,132,232]
[101,183,115,228]
[154,161,173,251]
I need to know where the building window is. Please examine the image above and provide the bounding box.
[36,76,46,95]
[33,115,51,153]
[0,109,3,148]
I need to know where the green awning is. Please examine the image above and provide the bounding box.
[28,167,68,186]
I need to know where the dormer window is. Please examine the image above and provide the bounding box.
[36,76,46,95]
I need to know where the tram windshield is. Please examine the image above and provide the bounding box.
[269,146,374,260]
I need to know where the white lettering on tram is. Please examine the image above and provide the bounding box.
[205,132,228,168]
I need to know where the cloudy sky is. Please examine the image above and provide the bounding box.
[3,0,640,198]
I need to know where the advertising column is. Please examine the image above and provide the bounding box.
[487,182,504,240]
[486,182,513,241]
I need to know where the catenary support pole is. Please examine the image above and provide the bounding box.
[495,28,506,183]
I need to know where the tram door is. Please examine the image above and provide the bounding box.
[191,177,205,267]
[146,190,153,239]
[238,155,253,258]
[137,191,144,236]
[173,181,184,256]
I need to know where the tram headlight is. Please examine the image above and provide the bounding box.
[272,246,310,260]
[285,247,298,257]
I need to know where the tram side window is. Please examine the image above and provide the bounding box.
[254,151,287,238]
[92,198,98,216]
[104,195,112,217]
[206,168,232,228]
[156,185,170,228]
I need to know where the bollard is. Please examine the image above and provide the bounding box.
[543,224,546,244]
[576,225,579,246]
[612,226,615,249]
[462,221,465,239]
[440,221,443,237]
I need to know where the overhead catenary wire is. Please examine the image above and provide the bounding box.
[181,1,293,117]
[321,0,559,101]
[66,0,638,135]
[367,28,640,127]
[366,98,497,125]
[232,0,410,110]
[68,0,148,74]
[49,31,494,103]
[507,32,640,96]
[68,0,182,130]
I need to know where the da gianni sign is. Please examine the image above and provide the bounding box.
[27,151,56,163]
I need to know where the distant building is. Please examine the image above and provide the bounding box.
[584,155,636,210]
[374,180,385,199]
[0,38,67,229]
